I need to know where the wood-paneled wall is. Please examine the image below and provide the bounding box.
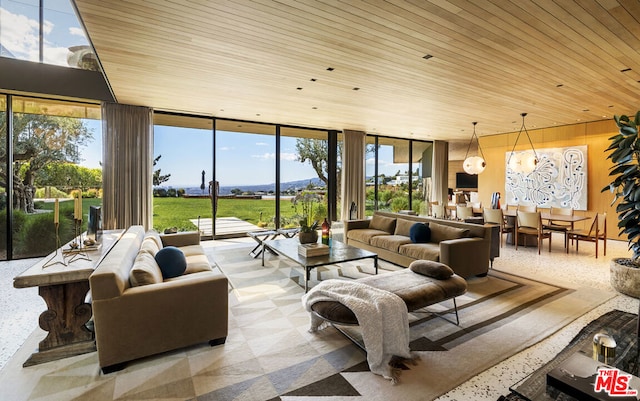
[477,119,619,239]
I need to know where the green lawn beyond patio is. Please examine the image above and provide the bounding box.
[152,197,302,232]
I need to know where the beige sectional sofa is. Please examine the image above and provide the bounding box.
[344,211,492,278]
[89,225,228,373]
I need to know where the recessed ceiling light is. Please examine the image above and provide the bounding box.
[326,67,334,71]
[312,107,317,109]
[609,105,614,108]
[353,87,360,91]
[556,84,563,88]
[621,68,632,72]
[423,54,433,60]
[256,113,260,116]
[310,78,317,82]
[583,109,590,112]
[296,87,303,90]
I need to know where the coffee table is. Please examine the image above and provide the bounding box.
[262,238,378,292]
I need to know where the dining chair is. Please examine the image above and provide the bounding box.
[483,208,513,247]
[516,211,552,254]
[456,205,474,221]
[566,213,607,258]
[432,204,446,219]
[543,207,574,248]
[517,204,537,213]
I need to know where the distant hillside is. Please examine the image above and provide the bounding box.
[160,177,324,196]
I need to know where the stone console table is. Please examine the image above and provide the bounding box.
[13,229,124,367]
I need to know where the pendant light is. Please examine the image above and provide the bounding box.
[507,113,538,174]
[463,121,486,175]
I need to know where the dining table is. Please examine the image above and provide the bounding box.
[502,209,590,246]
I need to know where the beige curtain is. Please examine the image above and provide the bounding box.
[102,102,153,230]
[431,140,449,206]
[341,130,366,220]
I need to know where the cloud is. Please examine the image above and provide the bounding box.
[252,152,275,160]
[255,142,269,146]
[1,7,40,61]
[219,146,233,151]
[280,152,298,161]
[69,27,85,37]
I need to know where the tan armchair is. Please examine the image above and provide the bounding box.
[483,208,513,247]
[89,226,228,373]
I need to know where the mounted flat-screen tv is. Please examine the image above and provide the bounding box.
[456,172,478,189]
[88,205,102,243]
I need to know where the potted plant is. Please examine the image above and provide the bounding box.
[603,111,640,298]
[298,219,319,244]
[292,191,322,244]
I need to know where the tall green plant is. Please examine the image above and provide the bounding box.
[602,111,640,262]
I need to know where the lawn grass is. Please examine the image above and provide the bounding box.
[152,197,302,232]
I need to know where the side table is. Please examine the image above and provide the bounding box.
[13,229,124,366]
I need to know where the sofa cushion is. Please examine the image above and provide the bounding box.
[399,243,440,261]
[144,230,164,250]
[394,218,416,237]
[409,223,431,243]
[429,222,470,243]
[155,246,187,279]
[185,253,214,274]
[409,260,454,279]
[369,214,396,234]
[369,235,412,252]
[347,228,389,244]
[139,236,161,256]
[130,251,163,287]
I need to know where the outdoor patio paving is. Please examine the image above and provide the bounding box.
[190,217,261,237]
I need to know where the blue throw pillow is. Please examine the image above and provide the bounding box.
[154,246,187,279]
[409,223,431,243]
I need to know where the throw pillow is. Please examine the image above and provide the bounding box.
[130,251,163,287]
[409,260,454,279]
[394,218,416,237]
[409,223,431,243]
[429,223,470,243]
[369,214,396,234]
[154,246,187,279]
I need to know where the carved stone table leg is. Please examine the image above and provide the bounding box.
[23,281,96,367]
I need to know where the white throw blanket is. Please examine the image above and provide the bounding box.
[302,279,417,383]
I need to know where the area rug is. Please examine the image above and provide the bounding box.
[0,245,615,401]
[499,310,639,401]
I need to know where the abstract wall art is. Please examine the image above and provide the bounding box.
[505,145,587,210]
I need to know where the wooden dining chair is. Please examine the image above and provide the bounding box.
[483,208,513,247]
[516,211,552,254]
[543,207,574,248]
[566,213,607,258]
[456,205,474,221]
[517,204,537,213]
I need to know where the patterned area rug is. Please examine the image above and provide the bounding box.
[0,245,615,401]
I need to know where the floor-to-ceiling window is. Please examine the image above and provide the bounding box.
[280,127,331,228]
[0,96,7,260]
[365,135,433,216]
[9,95,101,259]
[153,113,213,235]
[214,120,277,238]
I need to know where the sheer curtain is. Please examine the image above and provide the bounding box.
[431,140,449,206]
[341,130,366,220]
[101,102,153,230]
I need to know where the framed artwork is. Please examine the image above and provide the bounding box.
[505,145,587,210]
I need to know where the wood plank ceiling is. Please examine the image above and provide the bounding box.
[74,0,640,141]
